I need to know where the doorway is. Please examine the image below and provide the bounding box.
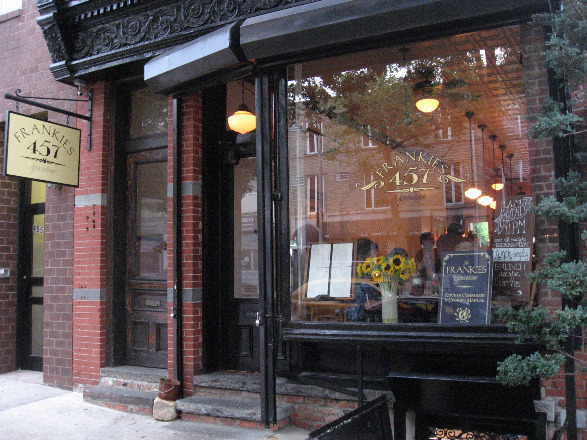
[225,154,260,372]
[125,148,168,368]
[17,180,46,371]
[201,83,261,373]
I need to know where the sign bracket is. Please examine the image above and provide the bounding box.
[4,89,93,150]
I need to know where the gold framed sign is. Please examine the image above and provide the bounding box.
[3,111,81,187]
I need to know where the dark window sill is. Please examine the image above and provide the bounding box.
[283,322,538,350]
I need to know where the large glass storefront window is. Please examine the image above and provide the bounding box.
[289,26,534,324]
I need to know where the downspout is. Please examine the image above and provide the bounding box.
[172,96,184,392]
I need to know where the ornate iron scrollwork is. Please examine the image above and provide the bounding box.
[432,428,523,440]
[37,0,309,79]
[70,0,305,60]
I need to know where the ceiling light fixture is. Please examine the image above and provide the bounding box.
[228,80,256,134]
[414,67,440,113]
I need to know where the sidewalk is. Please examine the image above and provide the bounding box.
[0,370,311,440]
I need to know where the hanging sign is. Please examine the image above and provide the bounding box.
[492,195,534,302]
[3,111,81,187]
[438,251,493,324]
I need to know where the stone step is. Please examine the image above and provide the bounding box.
[83,385,157,415]
[176,395,293,431]
[98,366,166,392]
[193,371,381,400]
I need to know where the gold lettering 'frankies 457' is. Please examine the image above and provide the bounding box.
[355,150,469,193]
[3,111,81,187]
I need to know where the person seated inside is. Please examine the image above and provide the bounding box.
[347,238,382,322]
[436,222,465,256]
[414,232,438,296]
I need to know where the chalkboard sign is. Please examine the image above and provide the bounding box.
[492,196,534,303]
[438,251,493,324]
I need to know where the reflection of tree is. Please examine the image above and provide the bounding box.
[233,157,256,205]
[288,51,492,172]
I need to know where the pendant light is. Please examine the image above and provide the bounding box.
[498,144,507,197]
[228,80,256,134]
[464,111,481,200]
[415,98,440,113]
[414,67,440,113]
[489,135,504,191]
[507,153,515,197]
[477,195,494,206]
[476,124,493,207]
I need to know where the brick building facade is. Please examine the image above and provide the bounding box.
[0,0,76,389]
[1,0,585,438]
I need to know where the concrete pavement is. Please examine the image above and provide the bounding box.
[0,370,311,440]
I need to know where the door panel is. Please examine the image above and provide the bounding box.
[126,150,168,368]
[17,180,46,371]
[225,155,260,372]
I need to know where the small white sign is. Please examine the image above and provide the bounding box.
[492,247,531,262]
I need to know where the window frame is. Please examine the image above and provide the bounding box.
[270,27,554,346]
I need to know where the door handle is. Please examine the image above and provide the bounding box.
[255,312,262,327]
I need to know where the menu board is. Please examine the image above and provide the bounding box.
[438,251,493,324]
[492,196,534,302]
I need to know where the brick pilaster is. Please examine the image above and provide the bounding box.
[43,185,74,389]
[72,81,112,389]
[166,93,204,396]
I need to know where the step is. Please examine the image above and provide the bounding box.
[193,371,382,400]
[83,385,157,415]
[98,366,166,391]
[176,395,293,430]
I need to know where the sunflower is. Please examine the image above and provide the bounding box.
[356,264,363,277]
[361,260,373,274]
[381,261,393,274]
[371,270,383,283]
[391,255,405,268]
[374,256,385,266]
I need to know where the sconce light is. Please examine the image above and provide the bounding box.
[489,200,497,210]
[228,80,256,134]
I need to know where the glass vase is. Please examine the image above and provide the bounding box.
[380,277,398,323]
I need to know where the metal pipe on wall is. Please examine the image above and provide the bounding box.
[172,96,184,392]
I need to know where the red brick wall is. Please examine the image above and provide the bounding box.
[72,81,112,389]
[0,144,19,374]
[166,93,204,396]
[0,0,77,376]
[43,185,74,389]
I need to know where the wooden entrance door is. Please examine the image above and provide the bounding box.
[126,149,168,368]
[224,155,260,372]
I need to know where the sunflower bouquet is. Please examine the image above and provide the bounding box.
[357,254,416,283]
[356,253,416,323]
